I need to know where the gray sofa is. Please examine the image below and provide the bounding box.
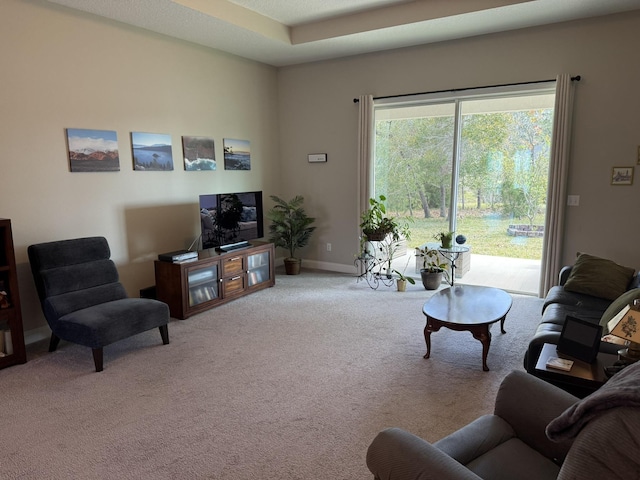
[367,367,640,479]
[524,253,640,374]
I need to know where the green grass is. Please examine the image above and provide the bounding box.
[400,210,544,260]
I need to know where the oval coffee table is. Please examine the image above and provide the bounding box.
[422,285,512,371]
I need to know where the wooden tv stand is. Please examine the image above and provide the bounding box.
[154,241,275,319]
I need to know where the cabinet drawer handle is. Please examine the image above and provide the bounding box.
[228,257,241,262]
[230,276,242,281]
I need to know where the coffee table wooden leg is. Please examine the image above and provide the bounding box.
[423,324,431,359]
[500,316,507,334]
[471,325,492,371]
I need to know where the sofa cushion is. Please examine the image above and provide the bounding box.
[54,298,169,348]
[542,285,613,315]
[541,303,606,326]
[599,288,640,332]
[465,438,560,480]
[563,253,635,301]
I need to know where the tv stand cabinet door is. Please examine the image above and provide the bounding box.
[185,259,222,317]
[246,243,275,292]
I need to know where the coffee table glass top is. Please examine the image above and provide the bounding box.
[422,285,512,325]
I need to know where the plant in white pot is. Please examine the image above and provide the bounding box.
[267,195,316,275]
[392,255,415,292]
[416,246,449,290]
[358,195,412,277]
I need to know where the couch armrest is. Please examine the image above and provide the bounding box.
[494,371,577,463]
[367,427,482,480]
[558,266,572,286]
[433,414,515,465]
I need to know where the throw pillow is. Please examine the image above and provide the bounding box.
[599,289,640,333]
[564,252,635,301]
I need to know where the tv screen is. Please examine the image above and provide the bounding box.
[199,191,264,251]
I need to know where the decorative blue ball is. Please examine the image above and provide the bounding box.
[455,234,467,245]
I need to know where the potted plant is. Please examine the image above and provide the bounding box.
[416,246,449,290]
[267,195,316,275]
[435,231,453,249]
[392,255,416,292]
[360,195,410,243]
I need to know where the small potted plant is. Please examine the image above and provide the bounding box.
[392,255,416,292]
[416,246,449,290]
[267,195,316,275]
[435,231,453,249]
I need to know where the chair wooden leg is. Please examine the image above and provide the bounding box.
[49,334,60,352]
[159,324,169,345]
[92,348,104,372]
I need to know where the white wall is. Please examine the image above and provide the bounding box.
[1,0,280,335]
[277,12,640,274]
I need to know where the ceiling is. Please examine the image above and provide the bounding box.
[47,0,640,67]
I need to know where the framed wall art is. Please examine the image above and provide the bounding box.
[611,166,634,185]
[66,128,120,172]
[131,132,174,171]
[223,138,251,170]
[182,136,216,171]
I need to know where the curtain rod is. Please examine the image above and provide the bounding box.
[352,76,581,103]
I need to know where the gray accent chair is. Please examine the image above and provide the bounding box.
[28,236,170,372]
[367,369,640,479]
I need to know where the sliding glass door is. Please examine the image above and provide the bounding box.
[373,84,556,294]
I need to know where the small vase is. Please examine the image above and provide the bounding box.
[397,279,407,292]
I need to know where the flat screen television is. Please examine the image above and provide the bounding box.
[199,191,264,251]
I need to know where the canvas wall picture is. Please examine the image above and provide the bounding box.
[66,128,119,172]
[131,132,174,171]
[182,136,216,171]
[223,138,251,170]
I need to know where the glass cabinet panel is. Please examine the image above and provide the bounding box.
[0,318,12,357]
[247,251,271,287]
[187,263,219,307]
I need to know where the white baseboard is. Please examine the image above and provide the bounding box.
[273,256,355,275]
[300,259,355,274]
[24,326,50,346]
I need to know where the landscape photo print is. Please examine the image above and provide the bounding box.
[66,128,120,172]
[131,132,174,171]
[223,138,251,170]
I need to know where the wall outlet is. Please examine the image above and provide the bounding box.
[567,195,580,206]
[326,243,332,252]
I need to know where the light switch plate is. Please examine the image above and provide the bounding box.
[567,195,580,206]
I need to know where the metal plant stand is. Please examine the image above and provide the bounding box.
[355,237,397,290]
[437,245,470,286]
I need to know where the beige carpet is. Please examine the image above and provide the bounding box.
[1,270,544,479]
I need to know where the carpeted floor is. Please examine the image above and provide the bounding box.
[1,270,544,479]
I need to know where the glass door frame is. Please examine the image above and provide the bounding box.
[372,81,557,293]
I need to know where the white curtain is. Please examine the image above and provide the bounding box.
[357,95,374,218]
[539,74,576,296]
